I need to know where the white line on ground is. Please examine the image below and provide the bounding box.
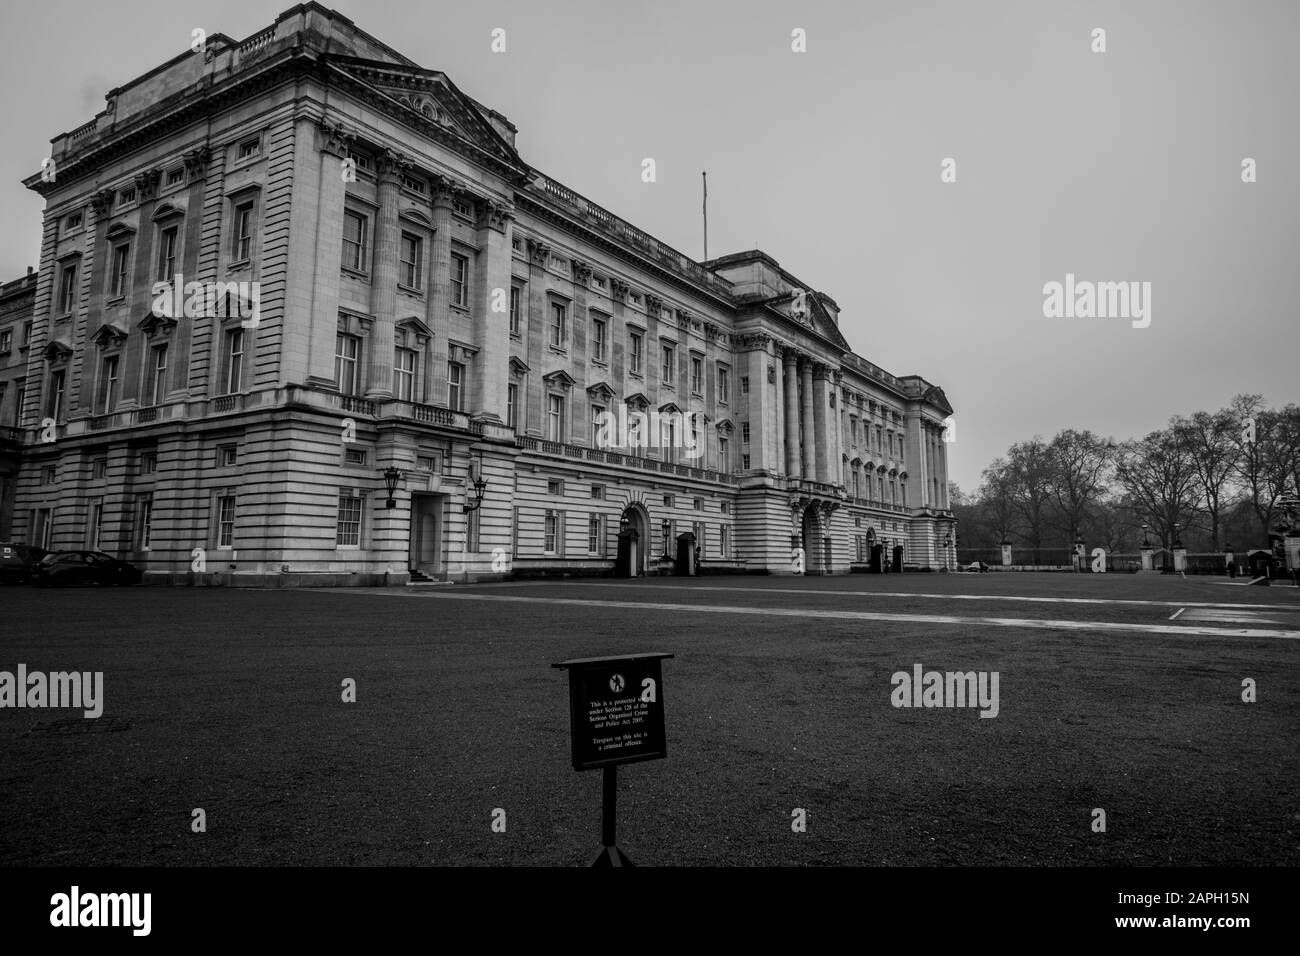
[589,583,1300,613]
[1169,608,1185,620]
[341,590,1300,640]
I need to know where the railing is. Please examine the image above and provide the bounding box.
[238,26,276,58]
[89,415,111,431]
[135,407,157,423]
[70,119,98,147]
[515,435,738,485]
[210,395,238,413]
[341,396,376,416]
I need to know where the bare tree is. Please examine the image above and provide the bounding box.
[1114,428,1202,556]
[977,457,1020,548]
[1229,395,1299,543]
[1005,438,1054,562]
[1046,429,1113,545]
[1174,410,1239,551]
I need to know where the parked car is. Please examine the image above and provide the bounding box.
[32,551,142,587]
[1,542,53,584]
[964,560,990,573]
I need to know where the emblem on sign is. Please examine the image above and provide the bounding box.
[609,673,625,693]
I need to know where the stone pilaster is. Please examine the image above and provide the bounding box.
[471,199,513,421]
[366,150,409,400]
[782,348,800,478]
[800,358,815,479]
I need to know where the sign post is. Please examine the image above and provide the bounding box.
[552,652,673,867]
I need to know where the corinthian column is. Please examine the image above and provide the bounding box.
[800,358,815,479]
[783,348,800,478]
[366,149,408,400]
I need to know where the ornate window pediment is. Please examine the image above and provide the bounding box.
[714,418,732,433]
[138,311,177,338]
[542,369,575,389]
[509,356,530,377]
[658,401,682,415]
[151,202,184,222]
[624,392,650,410]
[104,222,136,240]
[396,316,433,339]
[43,339,72,363]
[586,381,615,401]
[90,323,128,349]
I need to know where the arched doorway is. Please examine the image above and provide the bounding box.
[801,506,824,575]
[620,503,650,576]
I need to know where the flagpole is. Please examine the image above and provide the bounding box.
[702,171,708,261]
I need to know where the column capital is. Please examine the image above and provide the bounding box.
[318,117,356,157]
[376,148,413,184]
[812,361,832,381]
[780,345,800,365]
[738,332,771,351]
[479,198,513,233]
[182,146,211,181]
[644,293,663,313]
[570,258,593,283]
[90,188,115,218]
[611,278,631,302]
[527,237,551,264]
[433,175,471,206]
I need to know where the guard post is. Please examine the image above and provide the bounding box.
[552,652,673,866]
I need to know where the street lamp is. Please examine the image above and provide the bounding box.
[661,519,672,557]
[382,466,403,509]
[462,456,488,514]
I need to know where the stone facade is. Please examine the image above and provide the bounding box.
[9,2,954,585]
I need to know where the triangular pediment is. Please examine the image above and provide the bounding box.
[90,323,128,348]
[509,356,530,376]
[542,369,575,388]
[43,339,72,361]
[623,392,650,409]
[324,56,525,169]
[138,311,177,337]
[586,381,615,401]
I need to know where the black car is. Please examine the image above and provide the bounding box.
[0,542,52,584]
[32,551,143,587]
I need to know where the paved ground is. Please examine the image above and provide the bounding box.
[2,572,1298,866]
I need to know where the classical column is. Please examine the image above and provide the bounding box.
[366,149,408,400]
[812,364,830,484]
[524,238,551,436]
[471,200,512,421]
[800,358,816,480]
[782,348,800,478]
[428,177,457,407]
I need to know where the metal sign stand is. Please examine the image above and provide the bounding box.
[592,765,634,867]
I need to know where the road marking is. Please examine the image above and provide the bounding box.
[1169,608,1185,620]
[584,582,1300,613]
[343,590,1300,640]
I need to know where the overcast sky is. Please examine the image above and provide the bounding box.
[2,0,1296,491]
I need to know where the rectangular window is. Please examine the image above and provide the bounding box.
[591,484,604,500]
[157,226,178,282]
[741,376,749,394]
[742,454,750,469]
[742,423,750,444]
[506,382,518,429]
[100,355,119,411]
[110,244,130,298]
[233,201,255,261]
[717,366,730,404]
[720,525,729,557]
[693,497,703,511]
[336,493,362,547]
[661,345,675,385]
[148,344,168,406]
[546,394,564,442]
[509,286,522,335]
[89,500,104,551]
[629,332,643,374]
[547,479,563,496]
[344,448,367,466]
[218,445,237,467]
[22,322,32,346]
[118,188,136,207]
[335,334,360,396]
[238,137,261,160]
[0,330,10,352]
[588,515,602,555]
[590,404,605,446]
[166,168,185,187]
[225,329,244,394]
[450,253,468,306]
[216,495,236,549]
[690,356,702,395]
[447,362,464,411]
[58,263,78,314]
[549,302,567,348]
[544,510,558,554]
[663,494,674,508]
[138,495,153,551]
[399,232,423,288]
[65,212,83,230]
[48,369,65,419]
[92,458,108,479]
[140,453,157,475]
[342,211,368,272]
[718,435,729,471]
[394,348,417,402]
[42,465,57,485]
[592,316,607,363]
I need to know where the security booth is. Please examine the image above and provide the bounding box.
[674,531,697,576]
[892,545,904,573]
[1246,549,1274,580]
[615,526,641,578]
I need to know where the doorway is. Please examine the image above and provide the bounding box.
[409,493,445,577]
[621,503,650,576]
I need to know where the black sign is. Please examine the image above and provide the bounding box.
[553,653,672,771]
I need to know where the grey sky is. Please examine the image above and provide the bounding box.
[2,0,1296,492]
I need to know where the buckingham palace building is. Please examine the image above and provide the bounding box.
[9,2,955,585]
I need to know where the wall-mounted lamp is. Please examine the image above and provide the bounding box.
[382,466,403,509]
[463,455,488,514]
